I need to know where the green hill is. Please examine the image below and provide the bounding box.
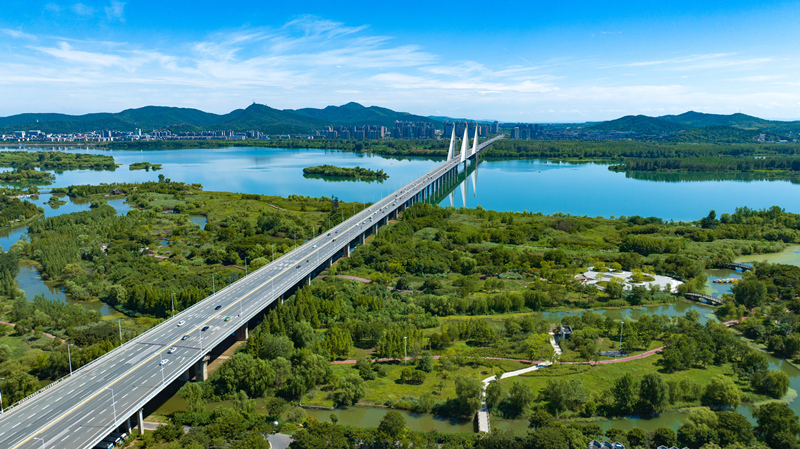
[659,111,800,131]
[288,102,440,128]
[666,125,788,144]
[214,104,329,134]
[588,115,689,134]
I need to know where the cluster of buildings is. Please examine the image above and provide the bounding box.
[310,125,388,140]
[0,129,270,143]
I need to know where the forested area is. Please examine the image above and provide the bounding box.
[0,150,117,170]
[0,194,42,229]
[611,156,800,173]
[303,164,388,179]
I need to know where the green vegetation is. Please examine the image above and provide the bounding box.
[0,169,55,184]
[0,195,42,229]
[129,161,162,171]
[0,151,117,170]
[303,164,388,179]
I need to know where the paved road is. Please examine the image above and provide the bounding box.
[0,136,503,449]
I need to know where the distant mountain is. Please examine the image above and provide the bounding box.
[666,125,788,144]
[588,115,688,134]
[428,115,496,124]
[659,111,774,129]
[0,103,419,135]
[287,102,439,127]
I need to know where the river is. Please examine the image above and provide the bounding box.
[4,146,800,433]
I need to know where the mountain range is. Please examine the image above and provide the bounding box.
[0,102,439,135]
[2,102,799,140]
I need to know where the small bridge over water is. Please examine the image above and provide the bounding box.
[685,292,723,306]
[727,262,753,271]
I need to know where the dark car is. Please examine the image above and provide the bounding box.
[214,305,222,310]
[202,325,210,331]
[181,335,189,340]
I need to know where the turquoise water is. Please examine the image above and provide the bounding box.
[4,147,800,221]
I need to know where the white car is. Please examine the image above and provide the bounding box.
[177,320,185,327]
[160,359,169,366]
[168,347,177,354]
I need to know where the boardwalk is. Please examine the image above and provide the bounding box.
[727,262,753,271]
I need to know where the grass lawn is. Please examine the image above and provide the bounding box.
[500,355,752,410]
[303,359,530,408]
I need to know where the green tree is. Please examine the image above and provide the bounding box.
[378,410,406,440]
[232,390,255,414]
[454,375,483,416]
[509,380,535,415]
[332,373,365,406]
[732,272,767,309]
[289,421,349,449]
[754,402,800,449]
[702,376,741,409]
[612,373,638,415]
[638,373,670,415]
[752,370,790,399]
[0,344,11,363]
[0,371,39,405]
[652,427,677,448]
[486,380,504,411]
[179,382,206,413]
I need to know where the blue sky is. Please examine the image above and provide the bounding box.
[1,0,799,122]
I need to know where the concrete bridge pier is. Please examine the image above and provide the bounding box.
[179,369,190,381]
[235,324,248,341]
[137,408,144,435]
[126,417,132,434]
[195,355,210,382]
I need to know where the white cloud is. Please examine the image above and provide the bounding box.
[104,1,125,22]
[71,3,95,16]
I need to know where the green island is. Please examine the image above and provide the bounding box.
[0,150,118,170]
[303,164,388,179]
[0,169,55,184]
[0,173,799,449]
[129,161,163,171]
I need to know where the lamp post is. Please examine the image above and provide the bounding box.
[159,354,165,385]
[117,319,123,346]
[33,437,45,449]
[0,385,4,414]
[404,336,407,366]
[212,273,216,294]
[618,321,624,350]
[171,293,175,317]
[67,344,73,376]
[107,387,118,427]
[244,256,248,276]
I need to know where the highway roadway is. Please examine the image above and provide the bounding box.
[0,135,502,449]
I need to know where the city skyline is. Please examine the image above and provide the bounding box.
[1,1,799,122]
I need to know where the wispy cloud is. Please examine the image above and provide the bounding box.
[104,1,125,22]
[71,3,95,16]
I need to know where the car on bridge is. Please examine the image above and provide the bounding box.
[215,305,222,310]
[160,359,169,365]
[177,320,185,326]
[168,347,177,354]
[182,335,189,340]
[202,325,210,331]
[224,316,231,322]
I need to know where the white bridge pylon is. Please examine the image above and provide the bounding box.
[460,126,469,163]
[471,125,479,158]
[447,127,456,160]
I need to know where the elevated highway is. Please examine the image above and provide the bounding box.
[0,134,503,449]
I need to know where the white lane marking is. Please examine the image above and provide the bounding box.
[11,423,20,429]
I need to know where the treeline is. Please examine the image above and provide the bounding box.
[612,156,800,173]
[0,195,41,228]
[50,180,200,198]
[482,140,800,160]
[0,151,117,170]
[302,164,388,179]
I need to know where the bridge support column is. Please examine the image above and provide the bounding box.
[344,244,350,257]
[306,275,311,286]
[235,324,248,341]
[195,357,208,382]
[137,408,144,435]
[126,417,132,434]
[179,369,190,381]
